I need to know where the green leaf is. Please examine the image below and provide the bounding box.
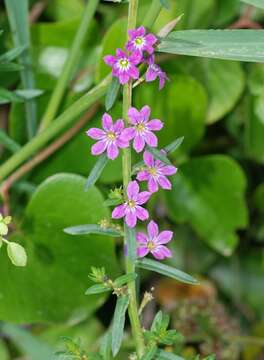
[100,331,112,360]
[164,137,184,154]
[160,0,170,9]
[7,242,27,267]
[0,88,23,104]
[105,77,121,111]
[240,0,264,9]
[0,339,9,360]
[64,224,122,237]
[0,129,21,153]
[15,89,44,100]
[0,174,119,323]
[1,323,56,360]
[85,154,109,191]
[104,198,123,207]
[165,155,248,255]
[202,60,245,124]
[112,294,130,356]
[136,258,198,285]
[141,345,158,360]
[156,349,185,360]
[146,146,171,165]
[125,225,137,262]
[114,272,137,287]
[158,30,264,62]
[0,62,23,72]
[4,0,38,138]
[85,284,111,295]
[0,45,26,62]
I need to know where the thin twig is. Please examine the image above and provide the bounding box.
[29,0,49,23]
[0,104,99,215]
[229,5,262,29]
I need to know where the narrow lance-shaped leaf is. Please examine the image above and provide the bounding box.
[100,331,112,360]
[136,258,198,285]
[240,0,264,9]
[105,77,121,111]
[146,146,171,165]
[85,284,111,296]
[156,349,185,360]
[0,62,23,72]
[114,272,137,287]
[141,345,158,360]
[158,30,264,63]
[160,0,170,9]
[0,129,21,153]
[164,136,184,154]
[0,45,26,62]
[85,154,109,191]
[64,224,122,237]
[112,294,130,356]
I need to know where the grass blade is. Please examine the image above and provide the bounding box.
[158,30,264,63]
[0,62,23,72]
[112,294,130,356]
[39,0,100,131]
[136,258,198,285]
[4,0,38,138]
[64,224,122,237]
[85,153,109,191]
[0,129,21,153]
[0,45,26,62]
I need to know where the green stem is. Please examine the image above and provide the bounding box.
[0,75,111,181]
[39,0,99,132]
[122,0,145,358]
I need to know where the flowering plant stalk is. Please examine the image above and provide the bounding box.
[67,1,207,359]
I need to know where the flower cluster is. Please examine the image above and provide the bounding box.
[104,26,168,89]
[86,27,176,261]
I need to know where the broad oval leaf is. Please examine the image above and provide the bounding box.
[7,242,27,267]
[112,294,130,356]
[64,224,122,237]
[165,155,248,255]
[136,258,198,285]
[158,30,264,62]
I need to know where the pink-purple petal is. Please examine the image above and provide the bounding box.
[121,127,136,140]
[119,72,130,85]
[107,142,119,160]
[147,220,159,239]
[136,191,151,205]
[91,140,107,156]
[147,119,163,131]
[140,105,151,122]
[133,134,145,153]
[104,55,116,66]
[102,113,113,131]
[135,206,149,221]
[161,165,177,176]
[127,180,139,199]
[137,170,149,182]
[143,151,154,167]
[128,107,141,124]
[136,232,148,244]
[112,204,126,219]
[137,246,149,258]
[144,131,158,147]
[125,211,137,228]
[148,177,159,193]
[114,119,124,132]
[158,175,172,190]
[156,230,173,244]
[146,67,158,82]
[86,128,105,140]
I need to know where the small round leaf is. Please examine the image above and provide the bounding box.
[7,242,27,267]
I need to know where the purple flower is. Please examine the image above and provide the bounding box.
[137,220,173,260]
[146,55,169,90]
[86,113,129,160]
[104,49,141,85]
[137,151,177,193]
[121,105,163,153]
[126,26,157,55]
[112,181,151,228]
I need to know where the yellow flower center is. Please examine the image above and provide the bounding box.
[148,167,157,176]
[147,241,156,251]
[107,131,116,141]
[135,37,143,45]
[127,200,136,208]
[119,59,129,69]
[136,123,145,133]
